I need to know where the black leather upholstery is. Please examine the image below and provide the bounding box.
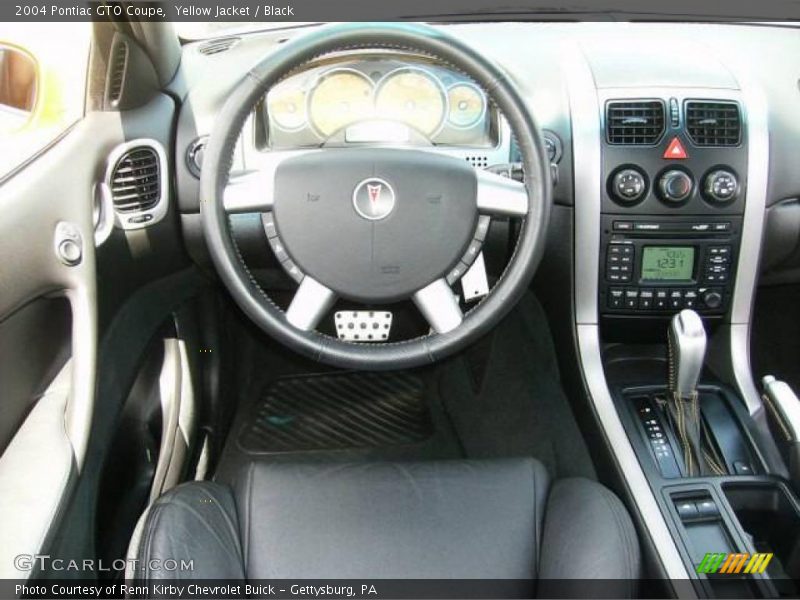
[134,458,639,591]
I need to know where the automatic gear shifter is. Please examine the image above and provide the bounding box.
[668,309,706,399]
[665,309,725,476]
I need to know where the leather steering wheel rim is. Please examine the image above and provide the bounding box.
[200,22,552,370]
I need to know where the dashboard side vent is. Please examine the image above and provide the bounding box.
[606,100,666,145]
[110,146,161,213]
[685,101,741,146]
[107,41,128,106]
[198,37,241,55]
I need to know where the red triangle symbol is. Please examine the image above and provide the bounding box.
[663,137,688,160]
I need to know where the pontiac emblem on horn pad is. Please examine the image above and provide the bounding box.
[353,178,395,220]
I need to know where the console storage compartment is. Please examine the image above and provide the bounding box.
[723,482,800,591]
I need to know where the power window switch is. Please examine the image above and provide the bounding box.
[676,500,699,521]
[696,499,719,518]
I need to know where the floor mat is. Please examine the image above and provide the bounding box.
[238,372,433,453]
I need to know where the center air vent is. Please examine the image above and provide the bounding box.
[105,140,168,230]
[198,37,241,55]
[685,101,741,146]
[606,100,666,145]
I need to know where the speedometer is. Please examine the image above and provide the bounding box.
[447,83,486,129]
[374,68,446,137]
[308,68,374,137]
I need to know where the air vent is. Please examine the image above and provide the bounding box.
[606,100,666,145]
[198,37,241,55]
[685,101,741,146]
[107,41,128,106]
[110,147,160,213]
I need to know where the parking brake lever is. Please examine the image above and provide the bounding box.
[762,375,800,487]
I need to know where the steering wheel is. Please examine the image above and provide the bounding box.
[200,22,551,370]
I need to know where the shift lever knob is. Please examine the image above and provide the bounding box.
[668,309,707,399]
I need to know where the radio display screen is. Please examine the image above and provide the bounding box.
[641,246,695,281]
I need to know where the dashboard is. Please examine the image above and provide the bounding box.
[262,55,498,149]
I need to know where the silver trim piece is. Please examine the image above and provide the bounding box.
[92,182,114,246]
[729,63,771,417]
[461,252,490,302]
[412,278,463,334]
[335,310,393,342]
[285,276,337,331]
[104,138,169,230]
[565,44,694,584]
[475,168,528,217]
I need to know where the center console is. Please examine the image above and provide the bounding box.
[566,46,800,598]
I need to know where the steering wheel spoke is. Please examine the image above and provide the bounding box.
[476,169,528,217]
[412,279,463,334]
[285,276,337,331]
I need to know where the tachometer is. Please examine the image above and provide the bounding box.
[267,85,307,131]
[308,68,374,137]
[374,68,446,136]
[447,82,486,129]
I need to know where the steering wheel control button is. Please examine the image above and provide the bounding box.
[268,237,289,263]
[610,168,647,204]
[261,212,278,238]
[352,177,396,221]
[335,311,393,342]
[658,169,694,204]
[54,221,83,266]
[704,169,739,203]
[474,215,491,241]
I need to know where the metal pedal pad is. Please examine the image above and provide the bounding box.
[335,311,393,342]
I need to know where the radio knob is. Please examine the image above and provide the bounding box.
[702,290,723,309]
[659,170,694,204]
[704,169,739,203]
[610,168,647,204]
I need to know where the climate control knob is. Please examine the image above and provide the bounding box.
[704,169,739,203]
[610,168,647,204]
[658,170,694,204]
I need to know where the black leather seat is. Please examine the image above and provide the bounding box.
[131,458,640,594]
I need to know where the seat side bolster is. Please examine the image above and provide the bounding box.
[132,481,246,583]
[537,478,641,597]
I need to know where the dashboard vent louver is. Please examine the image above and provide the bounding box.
[606,100,666,145]
[107,42,128,106]
[198,37,241,55]
[685,101,741,146]
[110,147,161,213]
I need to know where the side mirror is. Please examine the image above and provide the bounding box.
[0,45,38,132]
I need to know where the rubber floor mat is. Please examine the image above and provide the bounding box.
[238,372,433,453]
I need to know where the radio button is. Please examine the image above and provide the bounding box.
[624,290,639,309]
[669,290,684,309]
[684,290,699,309]
[702,290,723,309]
[608,289,625,309]
[655,290,669,310]
[639,289,655,310]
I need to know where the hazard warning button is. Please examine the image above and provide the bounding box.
[663,137,688,160]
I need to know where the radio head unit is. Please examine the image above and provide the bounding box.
[600,215,741,316]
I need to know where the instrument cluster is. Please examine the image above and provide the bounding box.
[263,55,497,149]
